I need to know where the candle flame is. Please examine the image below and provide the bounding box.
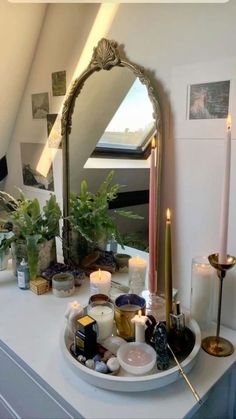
[166,208,171,221]
[138,309,142,317]
[151,138,156,149]
[227,114,231,130]
[71,301,80,309]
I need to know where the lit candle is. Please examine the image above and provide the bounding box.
[148,137,157,293]
[165,208,172,332]
[219,114,232,264]
[131,309,149,343]
[87,303,114,342]
[90,269,111,296]
[65,300,84,334]
[128,256,147,295]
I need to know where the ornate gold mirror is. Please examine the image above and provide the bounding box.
[61,38,162,263]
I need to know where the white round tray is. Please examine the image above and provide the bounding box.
[60,319,201,392]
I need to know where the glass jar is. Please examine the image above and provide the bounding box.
[52,272,75,297]
[190,256,214,331]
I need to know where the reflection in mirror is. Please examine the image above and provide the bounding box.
[62,38,162,266]
[95,78,155,153]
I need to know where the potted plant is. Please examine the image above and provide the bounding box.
[68,171,142,263]
[0,190,61,279]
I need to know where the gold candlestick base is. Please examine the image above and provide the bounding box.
[202,336,234,357]
[201,253,236,357]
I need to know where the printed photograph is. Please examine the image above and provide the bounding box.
[52,70,66,96]
[20,142,54,191]
[188,80,230,120]
[47,113,62,149]
[31,92,49,119]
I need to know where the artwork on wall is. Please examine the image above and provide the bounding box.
[47,114,62,149]
[20,142,54,191]
[31,92,49,119]
[171,58,236,139]
[52,70,66,96]
[188,80,230,120]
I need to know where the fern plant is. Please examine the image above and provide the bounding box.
[68,171,142,249]
[0,190,61,279]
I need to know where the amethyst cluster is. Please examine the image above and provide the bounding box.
[42,262,86,285]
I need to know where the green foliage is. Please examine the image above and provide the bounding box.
[68,171,143,247]
[0,190,61,278]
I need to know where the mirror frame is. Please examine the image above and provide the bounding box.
[61,38,162,263]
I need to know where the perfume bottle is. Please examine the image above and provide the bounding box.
[168,301,195,356]
[75,315,97,358]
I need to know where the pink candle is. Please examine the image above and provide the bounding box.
[219,114,232,264]
[148,138,156,293]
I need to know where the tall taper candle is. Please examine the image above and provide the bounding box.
[148,138,157,293]
[165,208,172,332]
[219,114,231,264]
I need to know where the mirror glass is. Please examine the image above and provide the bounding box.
[62,38,162,264]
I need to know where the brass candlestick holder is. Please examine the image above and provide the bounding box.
[201,253,236,357]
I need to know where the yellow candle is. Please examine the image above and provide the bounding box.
[165,208,172,332]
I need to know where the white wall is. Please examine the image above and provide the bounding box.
[0,0,46,159]
[5,2,236,328]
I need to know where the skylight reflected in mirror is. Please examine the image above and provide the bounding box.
[96,78,155,151]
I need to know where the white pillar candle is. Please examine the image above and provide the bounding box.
[90,269,112,296]
[190,257,214,331]
[131,310,149,343]
[128,256,147,295]
[65,300,84,334]
[87,303,114,342]
[219,114,232,264]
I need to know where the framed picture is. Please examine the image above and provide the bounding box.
[52,70,66,96]
[31,92,49,119]
[47,114,62,149]
[188,81,230,120]
[171,58,236,139]
[20,142,54,191]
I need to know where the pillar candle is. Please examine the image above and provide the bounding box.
[128,256,147,295]
[90,269,111,296]
[219,114,232,264]
[165,208,172,332]
[131,310,149,343]
[148,137,157,293]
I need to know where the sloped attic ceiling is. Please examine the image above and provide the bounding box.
[0,0,46,159]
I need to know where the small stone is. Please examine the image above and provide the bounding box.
[85,359,95,369]
[77,355,86,363]
[107,357,120,373]
[93,354,101,362]
[95,361,108,374]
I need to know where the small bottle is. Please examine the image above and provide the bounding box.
[17,258,30,290]
[109,234,118,253]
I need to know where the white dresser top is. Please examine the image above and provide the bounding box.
[0,261,236,419]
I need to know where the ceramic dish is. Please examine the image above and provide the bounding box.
[60,318,201,392]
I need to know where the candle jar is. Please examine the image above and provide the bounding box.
[128,256,147,295]
[52,272,75,297]
[87,301,114,342]
[114,294,146,340]
[190,256,214,331]
[90,270,111,296]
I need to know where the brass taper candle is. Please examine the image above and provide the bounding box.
[165,208,173,332]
